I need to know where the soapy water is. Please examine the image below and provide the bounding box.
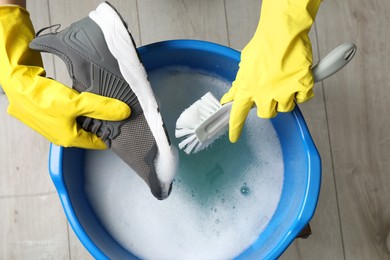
[84,66,284,259]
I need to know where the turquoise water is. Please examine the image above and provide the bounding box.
[84,66,284,260]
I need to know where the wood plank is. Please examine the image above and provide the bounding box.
[0,0,56,197]
[281,28,346,259]
[224,0,261,50]
[68,224,94,260]
[137,0,228,46]
[0,101,53,196]
[28,0,55,78]
[0,2,70,259]
[0,194,69,259]
[225,1,344,259]
[316,0,390,259]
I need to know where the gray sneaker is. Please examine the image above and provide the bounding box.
[29,1,178,200]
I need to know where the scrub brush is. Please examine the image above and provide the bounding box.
[176,43,357,154]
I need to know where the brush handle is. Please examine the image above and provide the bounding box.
[195,101,233,143]
[195,43,357,143]
[312,43,356,82]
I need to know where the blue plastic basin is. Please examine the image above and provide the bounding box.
[49,40,321,259]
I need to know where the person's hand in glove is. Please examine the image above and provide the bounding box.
[0,4,131,149]
[221,0,322,143]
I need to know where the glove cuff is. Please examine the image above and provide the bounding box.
[0,5,44,92]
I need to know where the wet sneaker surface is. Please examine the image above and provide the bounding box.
[30,1,178,200]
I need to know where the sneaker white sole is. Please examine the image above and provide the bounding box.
[89,2,178,187]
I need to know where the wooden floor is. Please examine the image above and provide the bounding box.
[1,0,389,259]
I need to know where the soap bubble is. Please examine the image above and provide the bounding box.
[240,185,250,196]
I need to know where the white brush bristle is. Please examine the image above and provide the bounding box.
[175,92,222,154]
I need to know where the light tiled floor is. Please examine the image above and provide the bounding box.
[1,0,390,259]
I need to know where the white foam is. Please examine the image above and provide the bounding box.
[84,66,284,259]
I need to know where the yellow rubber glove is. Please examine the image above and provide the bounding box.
[0,5,131,149]
[221,0,322,143]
